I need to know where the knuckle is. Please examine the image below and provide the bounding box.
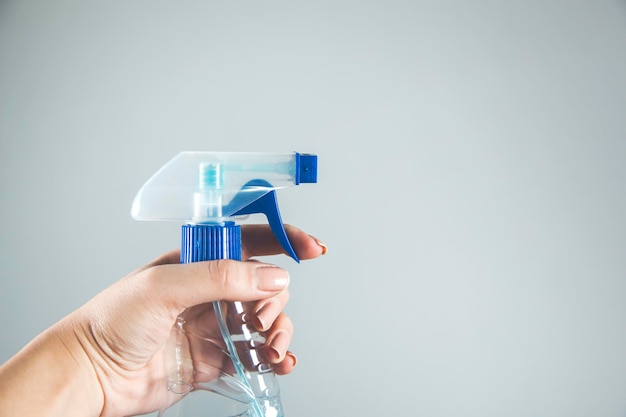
[207,259,245,293]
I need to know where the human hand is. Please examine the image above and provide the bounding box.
[0,224,326,417]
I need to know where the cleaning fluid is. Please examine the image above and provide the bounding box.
[131,152,318,417]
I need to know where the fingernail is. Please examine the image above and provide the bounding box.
[256,266,290,291]
[310,235,328,255]
[253,302,271,331]
[268,331,290,362]
[318,241,328,255]
[286,352,297,367]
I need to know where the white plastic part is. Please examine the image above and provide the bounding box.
[131,152,300,223]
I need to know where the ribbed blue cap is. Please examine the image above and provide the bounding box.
[180,223,242,263]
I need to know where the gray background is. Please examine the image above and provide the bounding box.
[1,1,626,416]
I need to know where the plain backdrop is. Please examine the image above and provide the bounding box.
[1,1,626,416]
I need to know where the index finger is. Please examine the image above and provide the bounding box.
[242,224,326,261]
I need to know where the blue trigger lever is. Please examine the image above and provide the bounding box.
[228,179,300,263]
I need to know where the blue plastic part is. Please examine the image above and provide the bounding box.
[180,222,242,263]
[295,153,317,185]
[230,180,300,263]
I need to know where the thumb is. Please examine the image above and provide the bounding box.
[146,259,290,310]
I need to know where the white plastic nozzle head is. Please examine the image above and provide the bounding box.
[131,152,315,223]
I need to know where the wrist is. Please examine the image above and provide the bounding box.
[0,319,104,417]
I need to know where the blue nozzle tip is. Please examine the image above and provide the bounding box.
[296,153,317,184]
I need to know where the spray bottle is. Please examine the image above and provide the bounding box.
[131,151,317,417]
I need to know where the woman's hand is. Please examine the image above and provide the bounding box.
[0,224,326,417]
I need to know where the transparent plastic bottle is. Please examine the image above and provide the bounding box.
[158,223,283,417]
